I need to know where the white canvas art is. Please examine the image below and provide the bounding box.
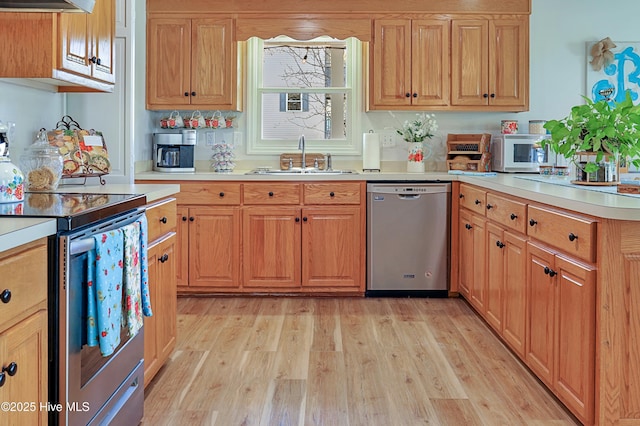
[586,40,640,104]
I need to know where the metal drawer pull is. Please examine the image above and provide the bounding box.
[568,233,578,241]
[496,240,505,248]
[160,216,167,224]
[475,199,481,205]
[529,219,537,226]
[2,362,17,377]
[219,192,225,197]
[465,223,472,230]
[510,213,517,220]
[268,192,274,197]
[486,204,493,210]
[329,192,335,197]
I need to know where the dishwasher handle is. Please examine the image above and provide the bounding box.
[397,194,421,199]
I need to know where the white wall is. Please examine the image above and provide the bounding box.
[2,0,640,173]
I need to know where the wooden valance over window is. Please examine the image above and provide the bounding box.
[147,0,530,14]
[235,17,372,42]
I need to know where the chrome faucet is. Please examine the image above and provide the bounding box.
[298,135,306,169]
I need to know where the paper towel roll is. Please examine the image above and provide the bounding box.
[363,132,381,171]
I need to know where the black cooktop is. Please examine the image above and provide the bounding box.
[0,192,146,231]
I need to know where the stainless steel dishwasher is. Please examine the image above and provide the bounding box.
[367,182,450,296]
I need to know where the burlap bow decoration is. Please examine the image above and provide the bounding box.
[590,37,616,71]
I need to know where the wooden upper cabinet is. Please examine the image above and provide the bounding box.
[146,17,239,110]
[0,0,115,92]
[59,0,115,84]
[370,18,449,109]
[451,17,528,110]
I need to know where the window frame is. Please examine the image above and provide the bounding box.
[246,36,362,155]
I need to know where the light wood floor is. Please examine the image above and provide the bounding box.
[142,297,579,426]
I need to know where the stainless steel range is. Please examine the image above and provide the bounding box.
[0,192,147,425]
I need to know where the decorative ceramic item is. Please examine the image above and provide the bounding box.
[407,143,425,173]
[0,121,24,204]
[396,113,437,173]
[501,120,519,134]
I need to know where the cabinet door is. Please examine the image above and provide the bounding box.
[146,18,191,107]
[488,18,527,107]
[371,19,412,107]
[502,230,527,358]
[0,311,47,426]
[469,213,487,313]
[451,19,488,106]
[144,243,160,386]
[59,9,92,77]
[189,207,241,288]
[554,255,596,424]
[301,206,362,288]
[526,241,556,387]
[243,207,301,288]
[191,18,236,107]
[176,206,189,287]
[458,208,474,298]
[90,0,115,83]
[485,222,504,331]
[411,19,450,106]
[155,236,177,361]
[144,236,177,387]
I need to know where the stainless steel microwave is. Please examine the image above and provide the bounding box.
[491,134,554,173]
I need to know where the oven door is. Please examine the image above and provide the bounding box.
[56,209,145,426]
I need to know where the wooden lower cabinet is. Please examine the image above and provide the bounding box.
[302,206,361,288]
[177,206,242,289]
[0,239,48,426]
[0,311,47,426]
[486,222,527,358]
[144,234,177,387]
[242,205,363,291]
[526,241,596,425]
[459,210,487,314]
[501,230,527,358]
[243,207,301,288]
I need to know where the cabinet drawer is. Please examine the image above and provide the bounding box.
[527,205,596,263]
[176,183,241,205]
[146,198,177,243]
[243,183,301,205]
[486,192,527,234]
[303,183,361,205]
[0,241,47,331]
[459,184,487,215]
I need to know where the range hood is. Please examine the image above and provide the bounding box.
[0,0,95,13]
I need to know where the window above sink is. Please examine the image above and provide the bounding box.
[246,36,363,156]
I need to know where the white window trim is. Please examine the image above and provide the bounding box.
[246,37,362,155]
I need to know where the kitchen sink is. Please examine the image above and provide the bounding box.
[245,168,358,175]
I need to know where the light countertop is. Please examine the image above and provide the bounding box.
[0,183,180,254]
[135,169,640,221]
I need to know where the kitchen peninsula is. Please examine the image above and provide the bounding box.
[137,169,640,425]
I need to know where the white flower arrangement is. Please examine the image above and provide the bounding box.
[396,113,438,143]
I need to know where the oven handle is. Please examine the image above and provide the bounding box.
[70,238,96,256]
[68,209,146,256]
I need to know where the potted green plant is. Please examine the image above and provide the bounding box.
[542,91,640,183]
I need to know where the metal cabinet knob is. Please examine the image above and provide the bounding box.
[529,219,537,226]
[219,192,225,197]
[496,240,505,248]
[268,192,274,197]
[475,199,481,205]
[568,233,578,242]
[189,217,195,222]
[510,213,517,220]
[0,289,11,304]
[465,223,472,230]
[329,192,335,197]
[486,204,493,210]
[2,362,17,377]
[160,216,167,224]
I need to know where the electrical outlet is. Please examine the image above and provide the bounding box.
[233,131,243,146]
[206,132,215,146]
[381,131,396,148]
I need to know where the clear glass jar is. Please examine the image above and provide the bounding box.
[20,129,64,191]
